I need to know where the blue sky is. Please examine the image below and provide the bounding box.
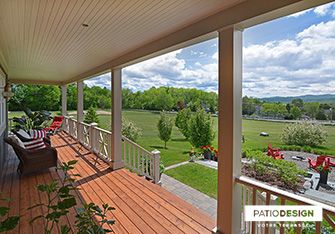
[85,2,335,98]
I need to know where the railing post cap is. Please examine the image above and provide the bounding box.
[151,149,160,155]
[90,122,98,127]
[69,116,74,119]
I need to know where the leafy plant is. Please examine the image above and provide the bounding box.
[175,108,192,139]
[189,108,215,149]
[157,111,173,149]
[28,160,80,233]
[280,121,328,147]
[28,160,115,233]
[75,203,115,233]
[10,100,52,130]
[0,192,22,232]
[121,117,142,142]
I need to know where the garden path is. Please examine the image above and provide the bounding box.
[162,163,217,219]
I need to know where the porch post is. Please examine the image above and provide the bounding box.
[216,26,243,234]
[61,85,67,116]
[110,69,124,170]
[77,81,84,142]
[77,81,84,122]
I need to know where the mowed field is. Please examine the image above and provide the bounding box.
[8,110,335,167]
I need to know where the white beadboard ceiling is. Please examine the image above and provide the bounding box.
[0,0,333,85]
[0,0,240,84]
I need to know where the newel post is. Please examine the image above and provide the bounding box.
[151,149,161,185]
[90,122,98,153]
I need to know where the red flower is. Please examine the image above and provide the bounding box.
[324,166,327,170]
[211,147,214,150]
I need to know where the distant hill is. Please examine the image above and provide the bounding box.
[261,94,335,103]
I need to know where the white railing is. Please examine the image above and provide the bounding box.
[122,136,161,184]
[63,116,161,184]
[236,175,335,234]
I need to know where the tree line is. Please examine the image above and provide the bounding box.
[8,84,218,112]
[243,96,335,120]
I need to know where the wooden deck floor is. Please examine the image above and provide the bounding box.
[1,132,216,233]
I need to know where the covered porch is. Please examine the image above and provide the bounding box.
[1,131,216,234]
[1,0,335,233]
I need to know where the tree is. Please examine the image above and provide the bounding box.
[121,117,142,142]
[290,106,302,119]
[260,102,287,117]
[189,108,215,149]
[316,110,327,120]
[157,111,173,148]
[242,96,256,115]
[304,102,319,119]
[286,103,291,113]
[175,108,192,139]
[291,98,304,108]
[84,106,100,126]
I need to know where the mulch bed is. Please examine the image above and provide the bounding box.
[242,151,335,195]
[241,163,305,193]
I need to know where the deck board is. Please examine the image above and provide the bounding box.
[1,132,216,233]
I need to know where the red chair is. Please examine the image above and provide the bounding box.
[44,116,64,134]
[266,142,284,160]
[326,155,335,167]
[307,155,329,171]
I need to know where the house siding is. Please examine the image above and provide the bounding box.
[0,66,7,175]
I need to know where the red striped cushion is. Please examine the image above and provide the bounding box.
[29,129,47,139]
[23,138,46,150]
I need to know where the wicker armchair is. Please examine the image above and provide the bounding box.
[4,137,58,177]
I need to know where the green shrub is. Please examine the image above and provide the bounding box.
[175,108,192,139]
[302,146,312,153]
[280,121,328,147]
[122,117,142,142]
[189,108,215,149]
[157,111,173,149]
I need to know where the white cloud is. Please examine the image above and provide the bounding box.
[314,2,335,16]
[120,49,218,92]
[243,20,335,97]
[287,2,335,18]
[87,19,335,99]
[287,9,312,18]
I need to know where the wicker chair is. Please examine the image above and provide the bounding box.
[4,137,58,177]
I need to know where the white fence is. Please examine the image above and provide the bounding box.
[63,116,161,184]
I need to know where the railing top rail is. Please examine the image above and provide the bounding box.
[122,135,153,156]
[235,175,335,215]
[94,127,112,135]
[78,122,90,127]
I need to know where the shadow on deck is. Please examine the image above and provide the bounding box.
[0,131,216,233]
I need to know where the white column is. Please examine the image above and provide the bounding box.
[77,81,84,143]
[110,69,124,170]
[77,81,84,122]
[61,85,67,116]
[216,26,243,234]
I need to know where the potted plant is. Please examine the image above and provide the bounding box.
[201,145,214,160]
[317,164,332,184]
[189,147,196,162]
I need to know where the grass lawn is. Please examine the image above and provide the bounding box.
[164,163,218,199]
[8,109,335,166]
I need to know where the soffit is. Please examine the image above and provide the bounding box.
[0,0,240,85]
